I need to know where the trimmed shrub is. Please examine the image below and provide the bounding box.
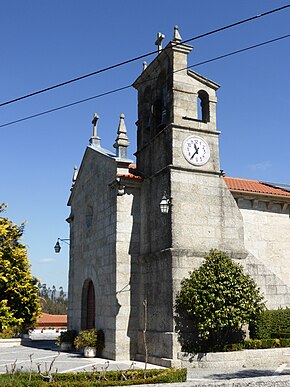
[175,250,264,352]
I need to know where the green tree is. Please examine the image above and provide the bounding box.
[0,204,41,331]
[175,249,265,352]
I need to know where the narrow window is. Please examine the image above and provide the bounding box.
[143,86,151,129]
[86,280,95,329]
[152,71,167,131]
[86,205,93,228]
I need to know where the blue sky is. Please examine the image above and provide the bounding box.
[1,1,290,290]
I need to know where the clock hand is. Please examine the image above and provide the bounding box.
[191,145,199,159]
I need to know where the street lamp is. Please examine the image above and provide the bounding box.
[159,192,172,214]
[54,238,70,253]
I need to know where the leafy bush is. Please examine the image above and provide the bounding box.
[264,338,280,348]
[0,326,21,339]
[244,338,281,349]
[280,338,290,347]
[250,308,290,339]
[223,342,244,352]
[175,250,265,352]
[74,329,105,352]
[0,368,186,386]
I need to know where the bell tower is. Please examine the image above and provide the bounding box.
[133,25,221,178]
[133,27,246,365]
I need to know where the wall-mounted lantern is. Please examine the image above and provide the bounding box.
[54,238,70,253]
[159,192,172,214]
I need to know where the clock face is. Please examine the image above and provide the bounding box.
[182,136,210,166]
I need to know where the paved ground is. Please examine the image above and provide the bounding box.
[0,340,163,375]
[2,341,290,385]
[187,364,290,380]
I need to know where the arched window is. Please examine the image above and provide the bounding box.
[197,90,210,122]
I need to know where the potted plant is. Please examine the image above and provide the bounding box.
[56,330,77,351]
[74,329,105,358]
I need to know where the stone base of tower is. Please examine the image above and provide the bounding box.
[135,330,182,367]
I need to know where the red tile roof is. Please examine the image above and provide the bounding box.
[224,177,290,198]
[121,165,290,198]
[37,313,67,327]
[116,164,143,180]
[117,172,143,180]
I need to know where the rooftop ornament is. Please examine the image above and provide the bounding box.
[89,113,101,148]
[155,32,165,54]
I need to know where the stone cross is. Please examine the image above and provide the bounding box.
[92,113,99,137]
[155,32,165,54]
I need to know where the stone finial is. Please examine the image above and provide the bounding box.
[143,61,147,71]
[114,113,129,159]
[89,113,101,148]
[71,165,78,190]
[172,25,182,43]
[92,113,99,137]
[155,32,165,54]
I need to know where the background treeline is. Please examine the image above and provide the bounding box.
[37,283,68,315]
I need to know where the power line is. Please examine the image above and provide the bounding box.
[187,34,290,69]
[1,33,289,129]
[0,3,289,109]
[0,85,132,128]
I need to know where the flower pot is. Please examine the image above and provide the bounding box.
[84,347,96,358]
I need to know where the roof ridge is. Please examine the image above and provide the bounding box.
[224,176,259,183]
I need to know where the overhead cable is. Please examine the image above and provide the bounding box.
[0,33,289,129]
[0,3,289,108]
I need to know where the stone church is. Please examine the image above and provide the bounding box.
[67,26,290,366]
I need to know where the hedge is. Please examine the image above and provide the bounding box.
[223,338,290,351]
[0,368,187,387]
[250,308,290,339]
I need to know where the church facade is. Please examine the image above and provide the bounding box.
[67,27,290,366]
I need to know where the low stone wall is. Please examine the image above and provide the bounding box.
[178,348,290,369]
[0,338,22,348]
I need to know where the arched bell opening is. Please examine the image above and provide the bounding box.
[197,90,210,123]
